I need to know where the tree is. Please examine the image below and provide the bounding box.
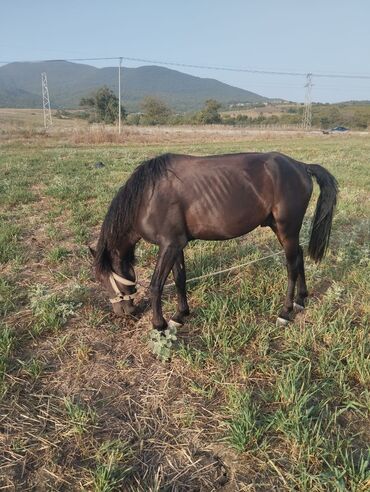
[352,112,368,129]
[140,96,171,125]
[326,106,341,127]
[197,99,222,124]
[320,117,330,129]
[80,86,126,124]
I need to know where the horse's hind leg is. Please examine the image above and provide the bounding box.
[294,245,308,310]
[269,220,301,324]
[171,250,190,325]
[279,235,301,324]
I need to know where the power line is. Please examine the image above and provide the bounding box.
[1,55,370,80]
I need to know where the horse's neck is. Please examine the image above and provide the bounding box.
[110,252,123,275]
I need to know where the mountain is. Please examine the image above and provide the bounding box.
[0,61,268,111]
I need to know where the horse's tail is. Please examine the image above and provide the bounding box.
[306,164,338,262]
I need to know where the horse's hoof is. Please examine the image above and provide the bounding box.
[276,317,290,327]
[293,302,305,312]
[168,319,182,329]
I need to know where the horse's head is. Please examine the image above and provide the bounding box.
[89,246,137,316]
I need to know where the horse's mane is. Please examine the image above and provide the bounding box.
[95,153,171,273]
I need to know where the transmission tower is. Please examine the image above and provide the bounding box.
[302,73,313,130]
[41,72,52,128]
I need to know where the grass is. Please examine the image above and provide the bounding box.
[0,324,15,397]
[64,397,98,435]
[0,217,23,264]
[29,284,82,335]
[0,128,369,490]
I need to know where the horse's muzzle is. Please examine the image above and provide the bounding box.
[112,300,136,317]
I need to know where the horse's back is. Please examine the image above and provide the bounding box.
[137,152,313,243]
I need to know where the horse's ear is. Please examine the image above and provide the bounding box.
[88,246,96,258]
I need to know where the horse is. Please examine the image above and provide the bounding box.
[90,152,338,330]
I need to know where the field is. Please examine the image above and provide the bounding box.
[0,125,369,491]
[222,102,370,130]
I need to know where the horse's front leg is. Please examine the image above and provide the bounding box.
[150,245,181,331]
[171,250,189,325]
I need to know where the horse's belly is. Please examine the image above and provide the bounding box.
[172,163,273,241]
[185,200,268,240]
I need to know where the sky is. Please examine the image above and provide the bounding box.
[1,0,369,103]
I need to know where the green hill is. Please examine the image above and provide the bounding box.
[0,61,268,111]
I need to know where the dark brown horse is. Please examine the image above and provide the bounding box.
[90,152,338,330]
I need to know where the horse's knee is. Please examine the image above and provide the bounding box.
[150,284,161,298]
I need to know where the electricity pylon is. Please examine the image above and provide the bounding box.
[41,72,52,128]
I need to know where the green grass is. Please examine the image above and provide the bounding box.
[92,440,133,492]
[0,276,21,317]
[29,284,82,335]
[0,133,369,491]
[46,246,71,263]
[64,397,97,435]
[0,324,15,397]
[0,216,23,263]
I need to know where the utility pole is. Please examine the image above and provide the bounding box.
[41,72,52,129]
[118,57,122,133]
[302,73,313,130]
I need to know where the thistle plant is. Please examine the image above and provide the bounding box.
[148,325,178,362]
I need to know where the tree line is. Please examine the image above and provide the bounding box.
[78,86,224,125]
[78,86,369,129]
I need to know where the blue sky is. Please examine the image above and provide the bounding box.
[1,0,369,102]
